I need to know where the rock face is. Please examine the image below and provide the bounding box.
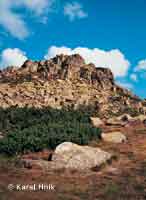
[0,54,145,118]
[52,142,112,170]
[102,132,127,143]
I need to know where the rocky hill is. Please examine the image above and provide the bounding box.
[0,54,145,118]
[1,54,146,200]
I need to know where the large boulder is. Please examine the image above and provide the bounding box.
[102,131,127,143]
[52,142,112,170]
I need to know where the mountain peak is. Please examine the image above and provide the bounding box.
[0,54,114,88]
[0,54,145,117]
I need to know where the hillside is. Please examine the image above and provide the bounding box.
[0,54,146,200]
[1,121,146,200]
[0,54,145,118]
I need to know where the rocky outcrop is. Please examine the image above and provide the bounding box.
[17,54,114,87]
[0,54,145,118]
[52,142,112,170]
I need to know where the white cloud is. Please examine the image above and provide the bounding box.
[44,46,130,77]
[64,2,88,21]
[130,73,138,82]
[0,0,54,39]
[0,48,27,68]
[44,46,72,58]
[0,0,29,40]
[22,0,54,16]
[135,59,146,71]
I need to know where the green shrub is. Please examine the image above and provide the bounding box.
[0,107,101,155]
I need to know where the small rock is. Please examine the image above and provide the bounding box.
[102,131,127,143]
[134,115,146,122]
[21,159,50,170]
[106,118,124,126]
[0,132,4,139]
[143,119,146,126]
[90,117,104,127]
[106,167,120,175]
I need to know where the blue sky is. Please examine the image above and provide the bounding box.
[0,0,146,98]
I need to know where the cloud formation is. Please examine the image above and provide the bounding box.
[0,0,54,40]
[44,46,130,77]
[0,0,29,40]
[0,48,27,68]
[22,0,50,16]
[130,73,138,82]
[135,59,146,71]
[64,2,88,21]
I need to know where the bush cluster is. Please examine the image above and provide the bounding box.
[0,106,101,155]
